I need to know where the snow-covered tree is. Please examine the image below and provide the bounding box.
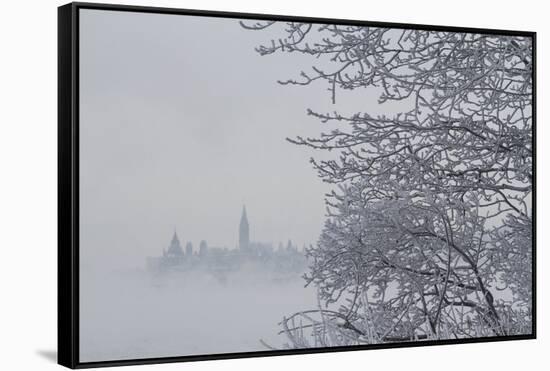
[243,22,533,344]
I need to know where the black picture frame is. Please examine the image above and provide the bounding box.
[58,2,536,368]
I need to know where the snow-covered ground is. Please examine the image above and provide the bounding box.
[79,267,317,362]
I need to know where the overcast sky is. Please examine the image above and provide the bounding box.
[79,9,348,268]
[79,8,402,269]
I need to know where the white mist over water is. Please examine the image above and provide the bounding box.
[79,267,317,362]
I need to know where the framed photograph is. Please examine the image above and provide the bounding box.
[58,2,536,368]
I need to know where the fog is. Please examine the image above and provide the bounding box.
[78,9,335,362]
[79,10,331,270]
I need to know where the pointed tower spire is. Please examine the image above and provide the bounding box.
[168,229,183,256]
[239,205,250,251]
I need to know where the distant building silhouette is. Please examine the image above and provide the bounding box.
[146,204,307,277]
